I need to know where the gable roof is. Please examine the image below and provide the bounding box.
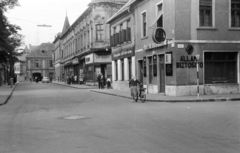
[106,0,137,24]
[27,43,54,58]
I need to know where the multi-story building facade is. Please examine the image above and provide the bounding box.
[53,0,128,85]
[26,43,54,81]
[53,33,62,81]
[107,0,136,91]
[108,0,240,96]
[14,46,31,82]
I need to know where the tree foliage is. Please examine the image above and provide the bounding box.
[0,0,23,63]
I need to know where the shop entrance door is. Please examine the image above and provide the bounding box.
[138,60,143,83]
[159,54,165,93]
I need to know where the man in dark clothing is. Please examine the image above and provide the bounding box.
[129,76,140,102]
[97,73,101,89]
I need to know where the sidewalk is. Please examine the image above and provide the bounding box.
[52,81,240,102]
[0,83,17,105]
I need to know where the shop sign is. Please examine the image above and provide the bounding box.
[152,27,166,44]
[176,55,203,68]
[85,54,93,64]
[112,50,133,60]
[72,58,79,64]
[143,42,167,51]
[94,54,111,63]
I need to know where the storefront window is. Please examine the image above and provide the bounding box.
[205,52,237,84]
[128,58,132,80]
[86,66,93,81]
[153,55,157,77]
[148,57,153,84]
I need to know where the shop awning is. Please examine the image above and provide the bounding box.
[149,11,163,29]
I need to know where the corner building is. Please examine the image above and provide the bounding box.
[107,0,136,91]
[118,0,240,96]
[55,0,128,85]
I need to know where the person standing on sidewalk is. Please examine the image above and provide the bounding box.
[97,73,101,89]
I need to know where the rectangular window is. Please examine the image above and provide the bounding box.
[231,0,240,27]
[142,12,147,37]
[157,2,163,27]
[120,24,123,44]
[204,52,237,84]
[148,57,153,84]
[34,60,39,68]
[199,0,212,27]
[126,20,131,42]
[113,27,116,46]
[49,60,53,67]
[96,24,103,41]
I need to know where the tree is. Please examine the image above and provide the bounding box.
[0,0,23,78]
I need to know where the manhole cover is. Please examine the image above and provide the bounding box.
[62,115,90,120]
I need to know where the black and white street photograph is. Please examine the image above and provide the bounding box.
[1,0,240,153]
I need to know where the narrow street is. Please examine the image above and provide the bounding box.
[0,83,240,153]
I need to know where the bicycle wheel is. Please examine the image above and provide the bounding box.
[140,93,146,103]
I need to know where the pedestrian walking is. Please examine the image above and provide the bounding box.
[129,76,140,102]
[97,73,101,89]
[100,74,105,89]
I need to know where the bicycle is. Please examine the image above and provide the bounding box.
[131,84,146,103]
[138,84,146,103]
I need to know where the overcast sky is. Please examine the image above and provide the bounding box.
[6,0,91,47]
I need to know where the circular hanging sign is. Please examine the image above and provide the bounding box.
[152,27,166,44]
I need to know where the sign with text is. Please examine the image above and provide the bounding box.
[85,54,93,64]
[176,55,203,68]
[112,50,133,60]
[94,54,111,63]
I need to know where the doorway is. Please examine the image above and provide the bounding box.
[159,54,165,93]
[138,60,143,83]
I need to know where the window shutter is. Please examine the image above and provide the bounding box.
[123,29,127,42]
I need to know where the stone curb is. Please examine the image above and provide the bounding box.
[52,82,98,90]
[0,83,18,106]
[90,90,237,102]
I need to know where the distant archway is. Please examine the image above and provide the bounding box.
[32,72,42,81]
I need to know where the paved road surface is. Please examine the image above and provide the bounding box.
[0,82,239,153]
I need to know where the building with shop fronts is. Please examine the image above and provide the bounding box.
[109,0,240,96]
[53,33,62,82]
[26,43,54,81]
[53,0,128,85]
[14,46,31,82]
[107,0,136,91]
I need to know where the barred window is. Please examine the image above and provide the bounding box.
[205,52,237,84]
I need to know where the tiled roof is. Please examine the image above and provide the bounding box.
[27,43,54,58]
[106,0,136,23]
[62,15,70,34]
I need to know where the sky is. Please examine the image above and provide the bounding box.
[6,0,91,47]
